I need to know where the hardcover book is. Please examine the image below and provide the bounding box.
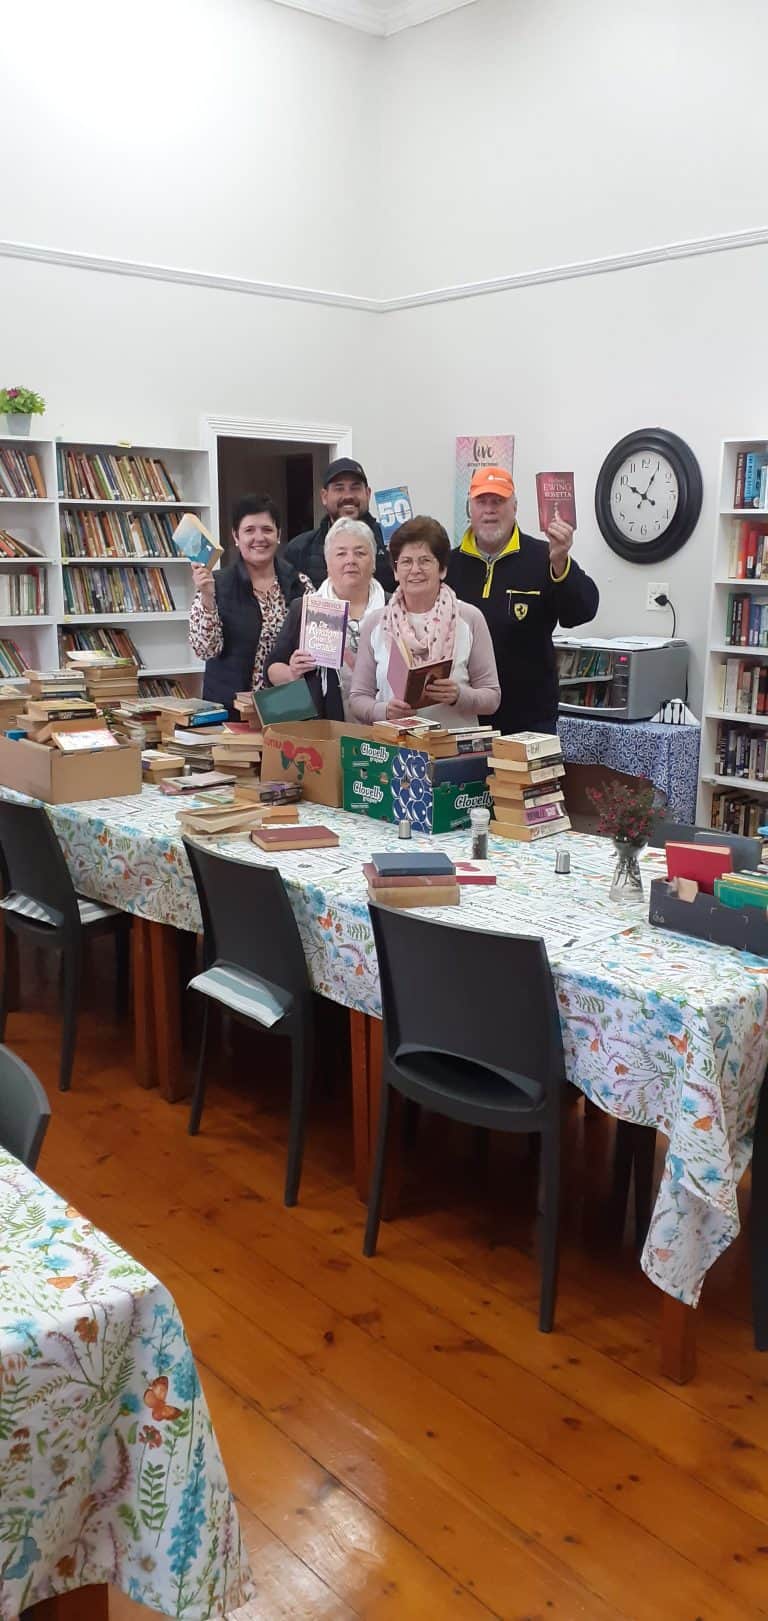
[171,513,223,568]
[371,852,455,879]
[250,825,340,851]
[494,731,562,763]
[535,472,577,532]
[387,636,452,709]
[665,841,733,894]
[491,814,571,841]
[299,593,349,669]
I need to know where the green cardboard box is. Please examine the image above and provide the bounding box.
[340,735,490,833]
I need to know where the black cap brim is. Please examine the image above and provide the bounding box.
[323,458,368,488]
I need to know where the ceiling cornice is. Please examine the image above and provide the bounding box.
[266,0,478,36]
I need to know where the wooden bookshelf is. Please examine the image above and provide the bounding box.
[0,436,209,694]
[697,437,768,833]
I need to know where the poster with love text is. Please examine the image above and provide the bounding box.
[454,435,515,544]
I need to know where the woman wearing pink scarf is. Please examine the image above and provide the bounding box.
[350,516,500,728]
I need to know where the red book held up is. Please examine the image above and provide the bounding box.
[536,472,576,532]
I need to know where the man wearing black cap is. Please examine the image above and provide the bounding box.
[283,457,394,591]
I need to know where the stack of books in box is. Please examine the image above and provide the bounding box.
[66,651,139,705]
[141,749,186,784]
[0,680,28,732]
[157,698,229,771]
[488,733,570,840]
[211,725,264,782]
[20,671,107,748]
[364,850,459,908]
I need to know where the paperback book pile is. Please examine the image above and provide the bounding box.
[176,796,299,838]
[157,770,237,795]
[141,749,185,783]
[211,725,264,782]
[114,698,167,746]
[157,698,229,770]
[487,732,570,841]
[0,681,27,731]
[66,652,139,705]
[371,720,499,758]
[364,850,459,909]
[17,689,102,747]
[234,692,261,731]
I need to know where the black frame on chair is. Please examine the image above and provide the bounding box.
[0,801,130,1092]
[182,839,314,1207]
[0,1044,51,1169]
[364,903,565,1332]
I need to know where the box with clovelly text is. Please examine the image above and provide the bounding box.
[0,733,142,804]
[341,734,492,834]
[260,721,376,807]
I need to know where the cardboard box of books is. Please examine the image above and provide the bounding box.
[259,721,374,807]
[340,734,491,834]
[0,734,142,804]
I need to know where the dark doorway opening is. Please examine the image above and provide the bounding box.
[216,439,328,562]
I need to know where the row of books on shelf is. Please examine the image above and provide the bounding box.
[727,520,768,580]
[733,451,768,510]
[715,722,768,781]
[63,566,176,616]
[0,447,46,500]
[724,592,768,647]
[556,649,613,679]
[61,626,144,663]
[60,508,180,559]
[716,657,768,716]
[0,528,44,560]
[710,790,765,838]
[57,449,181,504]
[558,682,612,709]
[0,571,45,616]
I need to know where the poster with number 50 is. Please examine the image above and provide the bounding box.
[374,486,413,548]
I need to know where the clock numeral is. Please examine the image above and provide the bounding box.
[640,524,648,536]
[628,521,635,532]
[641,457,651,469]
[629,461,637,473]
[619,475,629,487]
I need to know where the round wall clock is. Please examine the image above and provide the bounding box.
[595,428,702,564]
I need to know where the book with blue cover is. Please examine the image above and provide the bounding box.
[370,851,455,878]
[171,513,223,568]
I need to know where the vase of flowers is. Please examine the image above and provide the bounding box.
[0,387,46,436]
[586,776,656,903]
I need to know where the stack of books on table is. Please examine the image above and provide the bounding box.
[66,652,139,705]
[364,850,459,908]
[234,691,262,731]
[0,681,27,731]
[176,795,299,838]
[141,749,186,784]
[211,725,264,782]
[371,720,499,757]
[487,733,570,841]
[17,690,107,748]
[156,698,229,771]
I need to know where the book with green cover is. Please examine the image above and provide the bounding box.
[714,874,768,911]
[253,678,318,727]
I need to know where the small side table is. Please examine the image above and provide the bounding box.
[558,716,700,824]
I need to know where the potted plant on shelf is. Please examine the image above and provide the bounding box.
[0,386,46,437]
[586,775,657,902]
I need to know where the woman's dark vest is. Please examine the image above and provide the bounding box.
[201,553,307,717]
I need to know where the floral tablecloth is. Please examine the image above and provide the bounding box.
[0,1148,252,1621]
[5,787,768,1310]
[558,716,700,823]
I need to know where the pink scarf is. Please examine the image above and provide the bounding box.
[383,582,458,665]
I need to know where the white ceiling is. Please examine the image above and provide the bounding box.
[267,0,479,36]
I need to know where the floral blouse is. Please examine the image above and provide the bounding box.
[189,573,312,689]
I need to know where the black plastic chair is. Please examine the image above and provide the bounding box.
[364,905,564,1332]
[0,1045,51,1170]
[182,839,314,1207]
[0,801,130,1093]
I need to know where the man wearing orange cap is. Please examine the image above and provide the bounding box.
[446,467,598,735]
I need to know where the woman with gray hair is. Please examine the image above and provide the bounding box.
[265,517,386,718]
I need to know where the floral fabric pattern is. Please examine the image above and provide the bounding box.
[189,573,312,691]
[2,787,766,1310]
[0,1150,252,1620]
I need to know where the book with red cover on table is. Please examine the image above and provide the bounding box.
[535,472,576,532]
[665,841,733,895]
[387,636,452,709]
[299,594,349,670]
[250,825,340,851]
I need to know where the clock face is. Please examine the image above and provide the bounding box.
[610,452,679,548]
[595,429,702,565]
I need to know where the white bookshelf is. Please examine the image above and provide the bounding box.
[697,437,768,829]
[0,436,208,693]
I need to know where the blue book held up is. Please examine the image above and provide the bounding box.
[172,513,223,568]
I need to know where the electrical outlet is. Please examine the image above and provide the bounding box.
[646,581,669,611]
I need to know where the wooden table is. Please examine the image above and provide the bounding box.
[22,1588,108,1620]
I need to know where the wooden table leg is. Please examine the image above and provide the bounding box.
[22,1583,109,1619]
[132,916,156,1089]
[147,919,187,1103]
[660,1293,697,1383]
[349,1009,371,1200]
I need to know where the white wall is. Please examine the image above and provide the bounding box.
[380,0,768,295]
[0,0,379,297]
[371,244,768,712]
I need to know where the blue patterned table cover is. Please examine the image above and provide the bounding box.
[0,1148,252,1621]
[558,716,700,823]
[3,787,766,1312]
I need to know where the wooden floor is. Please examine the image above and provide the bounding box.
[14,944,768,1621]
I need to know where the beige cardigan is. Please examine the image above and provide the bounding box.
[350,599,501,728]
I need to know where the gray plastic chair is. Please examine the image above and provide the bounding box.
[0,1045,51,1169]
